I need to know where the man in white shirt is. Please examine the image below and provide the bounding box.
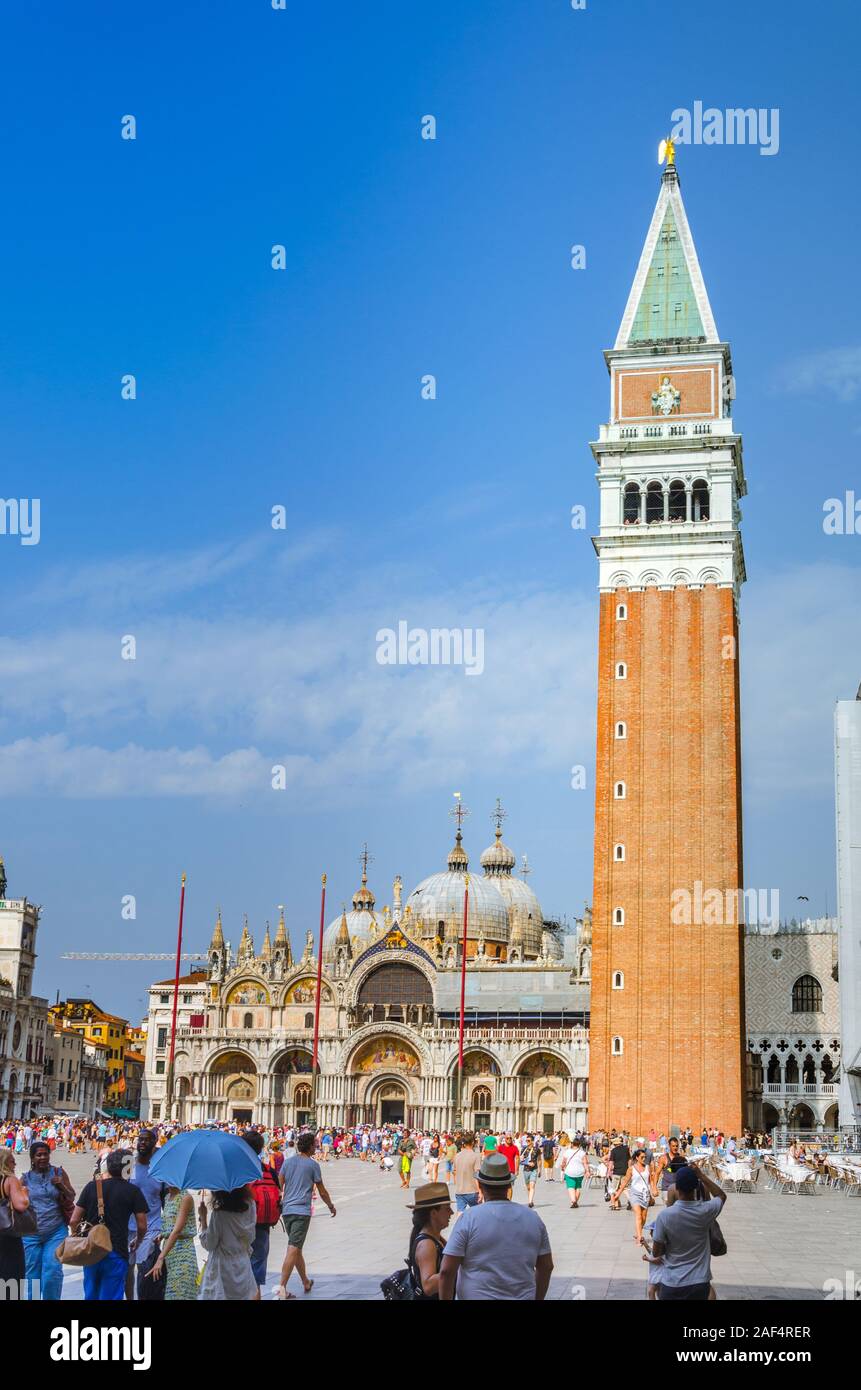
[652,1163,727,1300]
[438,1151,553,1301]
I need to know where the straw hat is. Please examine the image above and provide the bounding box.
[406,1182,451,1211]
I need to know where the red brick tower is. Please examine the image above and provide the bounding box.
[588,152,747,1135]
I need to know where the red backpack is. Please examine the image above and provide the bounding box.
[251,1164,282,1227]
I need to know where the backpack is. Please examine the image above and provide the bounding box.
[380,1233,443,1302]
[251,1165,282,1227]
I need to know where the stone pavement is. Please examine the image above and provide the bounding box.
[52,1149,860,1301]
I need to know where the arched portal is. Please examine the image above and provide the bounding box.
[368,1076,410,1126]
[514,1052,571,1133]
[789,1101,815,1130]
[762,1102,780,1133]
[347,1035,422,1127]
[270,1048,314,1127]
[206,1050,258,1124]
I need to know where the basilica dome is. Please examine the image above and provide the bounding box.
[480,824,543,958]
[322,871,383,955]
[407,831,509,952]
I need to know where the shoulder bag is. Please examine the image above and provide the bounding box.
[55,1175,112,1266]
[0,1175,38,1236]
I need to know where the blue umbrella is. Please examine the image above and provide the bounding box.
[149,1130,262,1191]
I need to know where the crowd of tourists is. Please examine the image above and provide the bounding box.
[0,1120,333,1303]
[0,1111,768,1302]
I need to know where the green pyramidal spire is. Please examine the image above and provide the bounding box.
[629,203,705,342]
[616,163,718,350]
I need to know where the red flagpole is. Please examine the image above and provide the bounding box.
[165,872,186,1119]
[457,874,469,1125]
[311,874,326,1121]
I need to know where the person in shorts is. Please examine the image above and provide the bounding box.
[521,1137,542,1207]
[540,1134,556,1180]
[277,1133,336,1299]
[562,1141,590,1208]
[400,1132,417,1190]
[452,1132,480,1213]
[607,1137,631,1206]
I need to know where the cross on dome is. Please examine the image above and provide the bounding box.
[449,794,470,832]
[358,841,374,884]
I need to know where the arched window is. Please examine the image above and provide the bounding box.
[802,1052,816,1085]
[294,1083,311,1110]
[822,1053,835,1083]
[766,1053,780,1084]
[785,1054,799,1085]
[611,1036,623,1056]
[472,1085,492,1112]
[616,603,627,620]
[616,662,627,679]
[615,721,626,739]
[614,844,625,861]
[358,963,433,1009]
[692,478,710,521]
[243,1012,253,1030]
[791,976,822,1013]
[613,908,624,925]
[646,481,664,524]
[614,781,626,799]
[612,971,624,990]
[304,1012,313,1029]
[668,479,687,521]
[623,483,640,524]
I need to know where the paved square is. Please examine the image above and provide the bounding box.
[50,1149,861,1301]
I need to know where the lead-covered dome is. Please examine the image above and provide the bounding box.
[480,819,543,957]
[480,830,516,874]
[323,867,383,955]
[407,830,509,950]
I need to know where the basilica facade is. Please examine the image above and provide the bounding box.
[141,811,592,1135]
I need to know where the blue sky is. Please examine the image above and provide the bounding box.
[1,0,859,1020]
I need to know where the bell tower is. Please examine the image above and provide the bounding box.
[588,149,747,1134]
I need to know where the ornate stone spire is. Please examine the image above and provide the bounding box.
[274,907,292,966]
[261,922,272,959]
[336,908,352,962]
[237,916,255,962]
[301,929,314,964]
[209,909,225,952]
[392,875,402,913]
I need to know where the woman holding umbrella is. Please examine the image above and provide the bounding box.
[148,1127,262,1302]
[198,1187,258,1300]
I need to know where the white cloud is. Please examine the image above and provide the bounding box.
[1,531,856,804]
[18,528,339,615]
[773,346,861,402]
[0,736,282,797]
[0,581,596,799]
